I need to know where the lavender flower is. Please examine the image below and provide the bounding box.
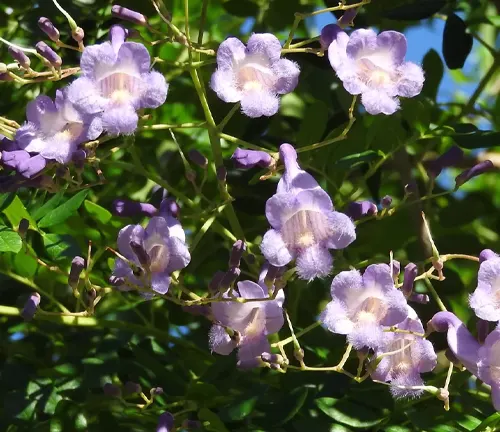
[469,255,500,322]
[455,160,494,188]
[38,17,60,42]
[210,266,285,367]
[210,34,300,118]
[68,26,168,135]
[15,89,100,164]
[111,211,190,295]
[324,25,424,115]
[371,307,437,398]
[261,144,356,281]
[428,311,480,375]
[231,148,273,169]
[478,325,500,410]
[320,264,408,349]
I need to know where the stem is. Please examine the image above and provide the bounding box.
[140,121,206,131]
[219,132,272,152]
[198,0,209,45]
[217,103,241,131]
[424,277,447,312]
[272,321,321,348]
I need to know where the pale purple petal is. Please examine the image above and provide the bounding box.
[18,154,46,178]
[260,229,294,267]
[349,323,384,349]
[320,24,344,50]
[272,59,300,94]
[470,257,500,322]
[237,280,265,299]
[329,269,363,301]
[67,77,107,115]
[140,70,169,109]
[362,264,394,294]
[80,42,117,79]
[101,105,139,135]
[246,33,282,63]
[237,333,271,366]
[117,224,146,260]
[397,62,425,97]
[116,42,151,76]
[325,212,356,249]
[376,31,407,66]
[26,95,57,124]
[151,271,171,294]
[346,29,378,60]
[320,300,353,335]
[265,193,296,230]
[361,90,400,115]
[216,37,246,70]
[296,245,333,281]
[264,301,284,334]
[240,89,279,118]
[165,236,191,273]
[277,144,320,193]
[390,372,424,399]
[210,69,241,103]
[209,325,236,355]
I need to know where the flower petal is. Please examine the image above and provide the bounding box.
[272,59,300,94]
[151,271,171,294]
[117,224,146,259]
[209,325,237,355]
[361,89,400,115]
[260,229,294,267]
[376,31,407,66]
[320,299,353,335]
[240,89,279,118]
[296,245,333,281]
[216,37,246,70]
[210,69,242,103]
[140,70,169,109]
[397,61,424,97]
[165,236,191,273]
[246,33,282,63]
[325,211,356,249]
[237,280,266,299]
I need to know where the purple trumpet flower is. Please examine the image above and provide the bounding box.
[478,325,500,410]
[210,34,300,118]
[209,265,285,367]
[371,307,437,399]
[455,160,494,188]
[324,25,424,115]
[15,89,101,165]
[428,311,480,375]
[427,145,464,178]
[469,254,500,322]
[345,200,377,220]
[320,264,408,349]
[68,25,168,135]
[261,144,356,281]
[111,210,190,295]
[231,148,273,169]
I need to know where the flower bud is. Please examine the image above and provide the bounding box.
[228,240,245,268]
[8,47,30,69]
[346,200,377,220]
[320,24,343,50]
[188,149,208,168]
[112,199,158,218]
[391,260,400,278]
[401,262,417,297]
[69,256,85,289]
[479,249,498,264]
[156,412,174,432]
[381,195,392,208]
[72,27,85,43]
[231,148,273,169]
[455,160,494,188]
[123,381,142,395]
[111,5,148,26]
[109,275,125,286]
[21,292,40,321]
[38,17,60,42]
[427,145,463,178]
[208,270,225,293]
[216,165,227,182]
[408,293,429,304]
[35,41,62,67]
[103,383,122,397]
[151,387,164,395]
[130,240,150,268]
[219,267,240,291]
[337,8,359,28]
[18,218,29,238]
[160,198,179,218]
[294,348,304,363]
[261,352,282,363]
[264,264,280,287]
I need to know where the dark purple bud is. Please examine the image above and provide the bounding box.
[0,72,13,81]
[130,240,150,268]
[477,318,490,344]
[112,5,148,26]
[381,195,392,208]
[156,412,174,432]
[21,292,40,321]
[112,199,158,218]
[208,270,225,293]
[151,387,164,395]
[216,165,227,182]
[261,352,281,363]
[103,383,122,398]
[159,198,179,218]
[237,356,264,369]
[188,149,208,168]
[408,293,429,304]
[123,381,142,395]
[109,275,125,286]
[391,260,400,278]
[72,27,85,43]
[18,154,47,179]
[320,24,343,50]
[402,263,417,297]
[109,24,128,52]
[231,148,273,169]
[427,145,464,178]
[229,240,246,268]
[18,218,29,238]
[182,305,211,318]
[69,256,85,288]
[346,201,377,220]
[455,160,494,188]
[479,249,498,264]
[38,17,60,42]
[337,8,359,28]
[8,47,30,69]
[35,41,62,67]
[219,267,240,291]
[270,363,282,370]
[182,420,202,429]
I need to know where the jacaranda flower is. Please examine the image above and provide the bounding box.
[320,264,408,349]
[210,33,300,118]
[261,144,355,280]
[469,252,500,322]
[15,89,99,165]
[371,307,437,398]
[324,25,424,115]
[111,202,190,295]
[68,25,168,135]
[478,325,500,410]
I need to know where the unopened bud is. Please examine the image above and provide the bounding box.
[21,292,40,321]
[408,293,429,304]
[216,165,227,182]
[112,199,157,218]
[219,267,240,291]
[35,41,62,67]
[69,256,85,288]
[229,240,246,268]
[381,195,392,208]
[18,218,29,238]
[185,170,196,183]
[455,160,494,188]
[337,7,359,28]
[479,249,498,264]
[87,288,96,305]
[427,145,463,178]
[188,149,208,168]
[320,24,342,50]
[156,412,174,432]
[401,263,417,297]
[151,386,164,395]
[72,27,85,43]
[432,258,444,280]
[8,47,30,69]
[111,5,148,26]
[231,148,273,169]
[208,270,225,293]
[346,200,378,220]
[38,17,60,42]
[130,240,150,268]
[103,383,122,397]
[391,259,401,279]
[123,381,142,395]
[294,348,305,362]
[261,352,283,363]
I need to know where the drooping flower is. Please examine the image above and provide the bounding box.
[156,412,175,432]
[371,307,437,398]
[231,148,273,169]
[455,160,494,188]
[469,253,500,322]
[111,200,190,295]
[68,24,168,135]
[320,264,408,349]
[478,325,500,410]
[426,145,464,178]
[15,88,100,165]
[324,25,424,115]
[209,265,285,368]
[210,34,300,118]
[260,144,356,280]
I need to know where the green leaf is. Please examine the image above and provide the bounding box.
[0,192,16,212]
[334,150,384,170]
[0,227,22,253]
[32,189,66,221]
[43,233,81,261]
[198,408,230,432]
[422,49,444,100]
[14,246,38,277]
[449,124,500,149]
[472,412,500,431]
[275,386,309,425]
[84,200,112,224]
[38,190,89,228]
[443,13,473,69]
[223,396,258,421]
[3,195,37,231]
[297,101,329,147]
[385,0,446,20]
